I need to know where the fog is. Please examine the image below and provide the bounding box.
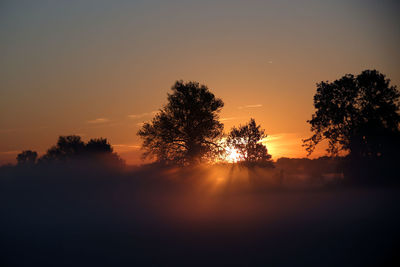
[0,163,399,266]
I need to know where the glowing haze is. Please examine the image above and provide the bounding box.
[1,0,399,165]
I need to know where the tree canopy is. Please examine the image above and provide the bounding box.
[16,150,37,166]
[40,135,86,162]
[226,118,272,165]
[304,69,400,159]
[138,81,224,165]
[38,135,124,166]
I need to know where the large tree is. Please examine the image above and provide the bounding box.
[226,118,272,165]
[138,81,224,165]
[304,70,400,159]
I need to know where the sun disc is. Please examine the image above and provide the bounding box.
[225,147,241,163]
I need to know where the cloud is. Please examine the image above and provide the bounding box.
[113,144,141,153]
[128,111,158,119]
[220,117,238,122]
[259,133,308,159]
[262,133,302,144]
[263,134,284,142]
[87,118,109,124]
[238,104,263,109]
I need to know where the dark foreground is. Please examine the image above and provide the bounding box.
[0,165,399,266]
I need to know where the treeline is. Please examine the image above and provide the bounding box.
[2,69,400,185]
[15,135,124,168]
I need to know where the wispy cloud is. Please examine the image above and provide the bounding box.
[263,134,284,142]
[113,144,141,153]
[128,111,158,119]
[261,133,302,144]
[220,117,238,122]
[259,133,308,159]
[238,104,263,109]
[87,118,109,124]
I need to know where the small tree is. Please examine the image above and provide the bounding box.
[138,81,224,165]
[16,150,37,165]
[226,118,272,165]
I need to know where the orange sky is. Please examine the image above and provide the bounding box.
[1,0,399,165]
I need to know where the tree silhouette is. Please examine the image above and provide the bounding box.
[85,138,125,167]
[303,70,400,159]
[138,81,224,165]
[40,135,86,162]
[38,136,124,167]
[16,150,37,165]
[86,138,113,154]
[226,118,272,165]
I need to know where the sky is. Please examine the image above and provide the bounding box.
[1,0,399,165]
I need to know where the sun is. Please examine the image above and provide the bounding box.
[225,147,242,163]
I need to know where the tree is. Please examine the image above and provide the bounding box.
[85,138,125,167]
[40,135,86,162]
[137,80,224,165]
[16,150,37,165]
[86,138,113,154]
[303,70,400,160]
[39,136,124,167]
[226,118,272,165]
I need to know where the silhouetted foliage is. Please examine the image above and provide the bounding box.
[86,138,113,154]
[304,70,400,159]
[227,118,273,166]
[16,150,37,166]
[138,81,224,165]
[40,135,86,162]
[84,138,124,167]
[38,135,124,167]
[304,70,400,182]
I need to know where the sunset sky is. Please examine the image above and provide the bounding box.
[1,0,399,165]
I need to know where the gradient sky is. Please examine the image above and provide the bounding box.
[1,0,399,165]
